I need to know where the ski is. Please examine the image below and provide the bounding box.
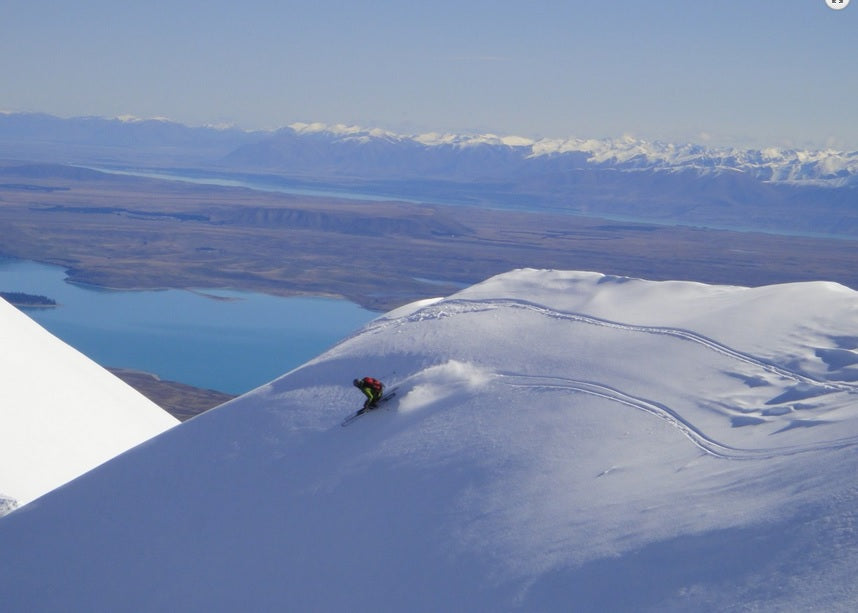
[341,390,396,427]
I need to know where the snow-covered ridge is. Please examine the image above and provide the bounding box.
[4,269,858,610]
[286,122,858,186]
[0,297,178,512]
[114,114,174,124]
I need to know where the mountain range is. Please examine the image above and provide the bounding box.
[2,112,856,238]
[3,112,856,187]
[2,269,858,611]
[231,121,858,188]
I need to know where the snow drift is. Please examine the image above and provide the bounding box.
[0,296,178,510]
[2,270,858,611]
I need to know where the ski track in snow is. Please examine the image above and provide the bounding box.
[369,297,858,460]
[498,373,858,461]
[387,297,858,392]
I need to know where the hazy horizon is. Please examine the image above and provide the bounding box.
[2,1,855,150]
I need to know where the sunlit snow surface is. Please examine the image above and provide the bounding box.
[2,270,858,611]
[0,297,178,509]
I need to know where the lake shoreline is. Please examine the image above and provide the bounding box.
[2,166,856,315]
[107,367,236,421]
[0,291,57,308]
[0,258,377,395]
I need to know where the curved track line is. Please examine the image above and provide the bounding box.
[373,297,858,394]
[363,298,858,458]
[498,373,858,460]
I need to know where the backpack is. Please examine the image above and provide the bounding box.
[363,377,383,392]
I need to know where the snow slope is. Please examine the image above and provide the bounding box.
[2,270,858,611]
[0,297,178,511]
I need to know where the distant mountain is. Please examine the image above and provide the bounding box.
[3,112,855,187]
[223,123,858,237]
[228,122,858,188]
[0,112,261,164]
[0,295,178,512]
[2,269,858,610]
[2,112,857,237]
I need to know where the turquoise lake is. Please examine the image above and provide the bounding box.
[0,258,377,395]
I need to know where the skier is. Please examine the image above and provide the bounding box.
[353,377,385,411]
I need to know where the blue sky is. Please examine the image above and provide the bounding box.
[2,1,855,148]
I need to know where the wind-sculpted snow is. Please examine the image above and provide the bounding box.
[2,269,858,611]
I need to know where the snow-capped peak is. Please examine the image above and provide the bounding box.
[276,122,858,186]
[112,114,174,124]
[526,136,858,184]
